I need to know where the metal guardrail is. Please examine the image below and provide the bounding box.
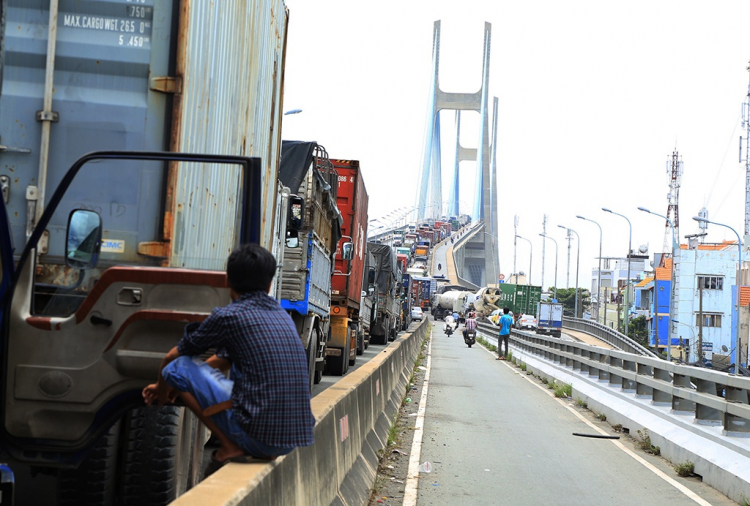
[475,321,750,436]
[562,316,659,358]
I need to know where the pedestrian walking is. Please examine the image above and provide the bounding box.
[497,307,513,360]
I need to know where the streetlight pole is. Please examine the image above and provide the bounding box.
[540,233,559,300]
[516,235,532,286]
[603,208,632,336]
[639,207,676,361]
[559,225,581,318]
[577,216,603,323]
[693,216,743,373]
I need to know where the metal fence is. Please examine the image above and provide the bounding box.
[562,316,659,358]
[475,321,750,436]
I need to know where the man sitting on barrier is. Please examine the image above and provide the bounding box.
[142,243,315,477]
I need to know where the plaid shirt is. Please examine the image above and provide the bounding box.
[464,318,477,331]
[177,291,315,447]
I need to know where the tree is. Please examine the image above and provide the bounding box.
[552,287,590,317]
[627,315,649,348]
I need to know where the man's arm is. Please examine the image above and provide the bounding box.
[142,346,180,406]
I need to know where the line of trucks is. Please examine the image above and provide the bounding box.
[0,0,411,503]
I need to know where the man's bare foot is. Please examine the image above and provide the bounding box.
[213,442,246,462]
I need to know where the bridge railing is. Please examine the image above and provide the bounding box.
[475,321,750,436]
[562,316,659,358]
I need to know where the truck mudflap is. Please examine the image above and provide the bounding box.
[0,152,261,462]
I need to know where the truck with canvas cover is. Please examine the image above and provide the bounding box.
[359,249,377,349]
[329,158,369,366]
[367,243,399,344]
[278,142,343,380]
[0,0,288,502]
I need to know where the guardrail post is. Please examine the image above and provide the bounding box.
[621,359,637,393]
[579,348,590,375]
[572,347,582,372]
[597,353,609,383]
[694,379,723,426]
[724,386,750,435]
[672,373,696,414]
[652,367,672,406]
[609,356,623,388]
[636,363,653,398]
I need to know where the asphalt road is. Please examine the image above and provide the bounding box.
[416,320,733,506]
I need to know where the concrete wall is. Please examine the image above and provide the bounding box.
[172,319,429,506]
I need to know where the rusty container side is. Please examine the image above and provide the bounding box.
[330,159,368,310]
[168,0,288,269]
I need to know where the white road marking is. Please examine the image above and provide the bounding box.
[402,330,433,506]
[476,340,712,506]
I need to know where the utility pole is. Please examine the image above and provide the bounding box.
[564,228,572,288]
[541,214,547,292]
[513,215,518,283]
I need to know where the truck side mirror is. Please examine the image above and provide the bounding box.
[367,267,375,285]
[66,209,102,269]
[341,241,353,260]
[288,195,305,231]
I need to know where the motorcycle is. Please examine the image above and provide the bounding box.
[445,325,453,336]
[464,329,476,348]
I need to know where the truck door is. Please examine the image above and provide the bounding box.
[0,152,260,460]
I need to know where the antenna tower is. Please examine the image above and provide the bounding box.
[664,149,682,255]
[741,61,750,243]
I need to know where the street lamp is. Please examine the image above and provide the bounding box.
[558,225,581,318]
[540,233,558,300]
[516,235,532,286]
[693,216,743,373]
[638,207,676,361]
[577,215,603,323]
[602,208,632,336]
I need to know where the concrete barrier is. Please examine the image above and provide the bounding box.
[172,319,429,505]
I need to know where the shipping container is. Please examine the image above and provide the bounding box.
[498,283,543,317]
[0,0,288,501]
[330,159,369,360]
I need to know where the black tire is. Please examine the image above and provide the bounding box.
[119,406,204,505]
[348,331,357,366]
[468,343,473,348]
[57,420,121,506]
[356,328,365,355]
[306,328,317,391]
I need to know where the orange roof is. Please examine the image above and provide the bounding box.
[655,257,672,281]
[635,277,653,288]
[696,240,738,251]
[741,286,750,307]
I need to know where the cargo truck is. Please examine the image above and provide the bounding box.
[328,159,369,370]
[537,302,563,337]
[415,244,430,261]
[0,0,289,502]
[498,283,543,318]
[400,273,413,330]
[367,243,400,344]
[278,142,343,381]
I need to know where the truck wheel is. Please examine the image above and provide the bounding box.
[356,328,365,356]
[306,330,317,391]
[310,329,323,385]
[57,420,121,506]
[119,406,204,505]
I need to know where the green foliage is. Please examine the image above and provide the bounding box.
[554,382,572,398]
[520,362,527,371]
[627,315,650,347]
[636,429,660,455]
[554,287,591,317]
[597,413,607,421]
[576,397,587,408]
[674,460,695,477]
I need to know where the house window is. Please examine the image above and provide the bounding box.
[696,276,723,291]
[696,314,722,327]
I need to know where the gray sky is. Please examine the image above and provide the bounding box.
[281,0,750,291]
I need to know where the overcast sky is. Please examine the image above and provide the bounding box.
[281,0,750,292]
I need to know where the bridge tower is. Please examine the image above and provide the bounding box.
[414,20,499,286]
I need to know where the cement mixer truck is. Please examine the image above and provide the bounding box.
[432,290,474,320]
[473,287,503,317]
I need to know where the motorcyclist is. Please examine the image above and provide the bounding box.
[437,263,442,271]
[444,314,455,333]
[463,312,477,340]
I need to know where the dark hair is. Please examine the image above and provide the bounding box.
[503,307,510,314]
[226,243,277,294]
